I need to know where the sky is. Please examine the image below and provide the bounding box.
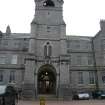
[0,0,105,36]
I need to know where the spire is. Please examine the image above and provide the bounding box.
[0,31,3,38]
[6,25,11,35]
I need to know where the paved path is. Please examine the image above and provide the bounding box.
[17,100,105,105]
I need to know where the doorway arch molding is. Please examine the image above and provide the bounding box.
[38,64,56,75]
[37,64,57,94]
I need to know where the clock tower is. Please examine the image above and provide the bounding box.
[33,0,64,24]
[24,0,69,99]
[29,0,66,53]
[31,0,65,37]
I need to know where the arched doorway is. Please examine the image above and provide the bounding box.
[37,64,56,94]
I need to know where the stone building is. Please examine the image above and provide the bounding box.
[0,0,105,99]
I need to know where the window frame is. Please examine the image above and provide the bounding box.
[9,71,15,83]
[89,71,95,84]
[78,72,84,84]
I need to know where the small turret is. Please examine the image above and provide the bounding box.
[100,19,105,31]
[0,31,3,38]
[6,25,11,35]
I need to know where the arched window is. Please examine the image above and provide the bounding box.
[44,42,52,58]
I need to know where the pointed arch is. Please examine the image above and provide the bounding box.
[44,42,52,58]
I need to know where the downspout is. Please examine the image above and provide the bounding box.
[91,38,99,91]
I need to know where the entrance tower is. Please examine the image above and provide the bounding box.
[23,0,70,99]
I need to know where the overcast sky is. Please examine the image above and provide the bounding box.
[0,0,105,36]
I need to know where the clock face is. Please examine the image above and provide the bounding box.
[43,2,47,6]
[43,0,55,7]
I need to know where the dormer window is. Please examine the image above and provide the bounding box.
[43,0,55,7]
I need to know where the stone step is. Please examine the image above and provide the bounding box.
[37,94,59,101]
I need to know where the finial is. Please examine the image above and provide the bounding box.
[6,25,11,35]
[0,31,3,38]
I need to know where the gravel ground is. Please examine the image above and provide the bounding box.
[17,100,105,105]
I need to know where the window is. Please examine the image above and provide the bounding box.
[77,56,82,65]
[14,40,21,48]
[88,55,93,65]
[78,72,83,84]
[85,42,91,49]
[102,76,105,83]
[102,72,105,83]
[74,40,80,48]
[69,72,72,84]
[0,56,7,64]
[101,40,105,50]
[0,55,17,64]
[67,49,70,53]
[89,72,95,84]
[11,55,17,64]
[23,39,29,51]
[3,40,8,46]
[47,26,51,32]
[66,40,70,48]
[0,70,3,82]
[21,71,24,82]
[9,71,15,82]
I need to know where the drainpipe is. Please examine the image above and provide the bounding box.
[91,38,99,91]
